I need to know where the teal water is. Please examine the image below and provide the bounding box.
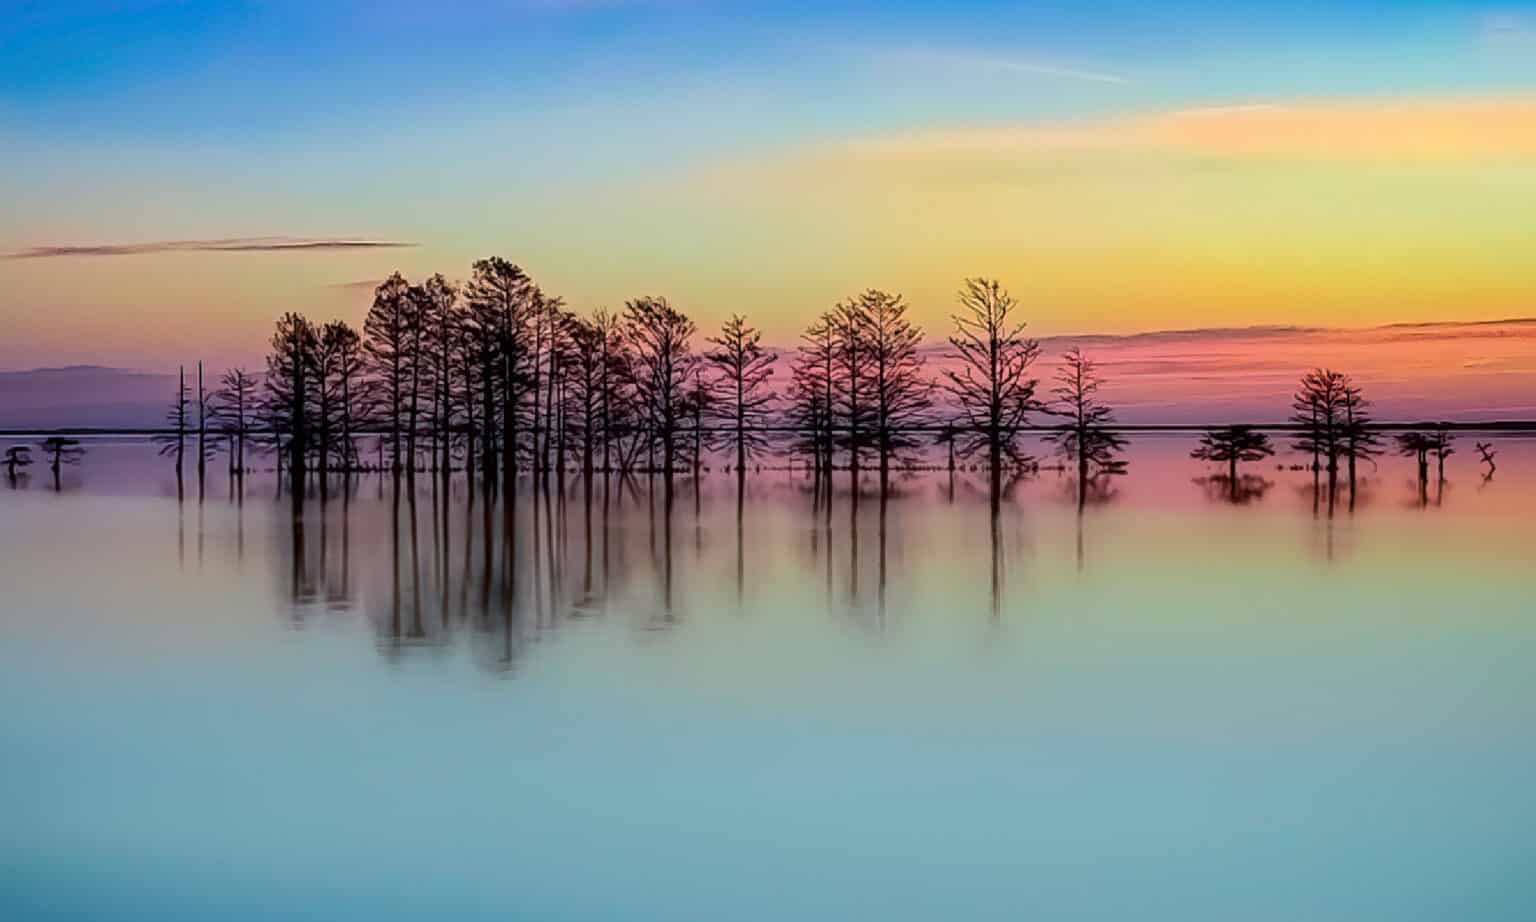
[2,438,1533,920]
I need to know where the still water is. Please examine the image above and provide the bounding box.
[2,437,1533,920]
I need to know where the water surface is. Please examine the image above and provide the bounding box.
[2,437,1533,920]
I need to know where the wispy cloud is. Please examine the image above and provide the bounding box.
[6,237,415,259]
[867,46,1129,85]
[326,277,391,291]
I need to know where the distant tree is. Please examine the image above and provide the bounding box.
[213,367,258,476]
[685,362,714,478]
[315,320,363,490]
[196,361,211,489]
[941,278,1044,491]
[363,272,417,474]
[1046,347,1127,503]
[592,308,629,475]
[1430,426,1455,482]
[624,296,697,479]
[829,296,875,487]
[4,445,33,483]
[705,314,777,477]
[154,365,192,486]
[37,436,84,490]
[1395,431,1434,484]
[1475,441,1497,475]
[419,274,460,478]
[790,313,837,481]
[331,322,366,472]
[1290,368,1349,479]
[401,281,437,473]
[463,257,535,490]
[565,314,604,478]
[857,290,929,487]
[265,312,318,508]
[537,293,569,479]
[1191,426,1275,500]
[1338,378,1383,491]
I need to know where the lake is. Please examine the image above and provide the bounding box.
[2,436,1533,920]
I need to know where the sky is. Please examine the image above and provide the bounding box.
[3,1,1536,378]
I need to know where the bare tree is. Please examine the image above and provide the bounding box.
[213,367,258,477]
[154,365,192,489]
[1046,347,1127,504]
[624,296,697,479]
[1339,378,1383,494]
[38,437,84,490]
[564,314,606,479]
[829,296,875,489]
[790,313,837,483]
[1475,441,1497,476]
[706,314,777,477]
[364,273,416,474]
[1290,368,1349,480]
[265,312,318,511]
[941,278,1043,491]
[857,290,929,488]
[1430,427,1455,482]
[421,275,461,479]
[315,320,363,491]
[463,257,535,491]
[4,445,33,484]
[1395,432,1434,481]
[592,308,629,475]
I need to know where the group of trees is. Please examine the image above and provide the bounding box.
[1187,377,1496,505]
[160,268,1129,509]
[4,438,83,490]
[141,258,1502,511]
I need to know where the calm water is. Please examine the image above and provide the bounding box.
[2,437,1533,920]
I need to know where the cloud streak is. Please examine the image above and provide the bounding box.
[877,47,1129,85]
[6,237,415,259]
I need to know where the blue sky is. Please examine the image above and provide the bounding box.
[3,1,1536,369]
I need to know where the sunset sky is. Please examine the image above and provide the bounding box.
[4,1,1536,379]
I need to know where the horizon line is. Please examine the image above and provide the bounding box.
[5,315,1535,375]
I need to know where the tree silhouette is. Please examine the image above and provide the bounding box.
[364,273,418,474]
[154,365,192,490]
[420,275,461,479]
[213,367,258,477]
[790,313,837,484]
[829,296,877,488]
[624,296,698,479]
[536,293,569,481]
[858,289,929,488]
[463,257,535,491]
[196,361,211,493]
[564,313,604,478]
[592,308,629,475]
[37,436,84,490]
[264,312,318,510]
[1290,368,1348,480]
[1046,347,1127,505]
[1430,426,1455,482]
[313,320,364,492]
[4,445,32,484]
[1395,431,1434,488]
[1338,378,1382,496]
[1191,426,1275,501]
[1475,441,1497,476]
[706,314,777,477]
[942,278,1043,492]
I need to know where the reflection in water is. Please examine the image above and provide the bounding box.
[111,431,1508,677]
[9,437,1536,922]
[1193,474,1275,505]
